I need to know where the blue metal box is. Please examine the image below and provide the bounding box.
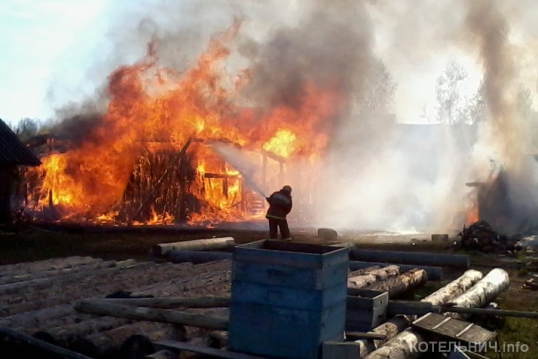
[228,240,349,359]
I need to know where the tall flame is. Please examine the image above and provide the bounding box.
[25,21,343,225]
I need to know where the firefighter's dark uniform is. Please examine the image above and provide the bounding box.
[265,188,292,240]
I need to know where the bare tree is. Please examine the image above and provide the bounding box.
[359,58,397,115]
[15,118,41,142]
[464,81,486,125]
[436,59,468,124]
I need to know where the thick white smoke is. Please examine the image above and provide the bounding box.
[315,0,538,232]
[49,0,538,232]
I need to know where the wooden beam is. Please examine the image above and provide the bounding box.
[74,300,228,330]
[350,248,469,268]
[346,332,387,341]
[100,296,231,309]
[387,300,538,319]
[261,149,286,163]
[204,173,239,179]
[152,237,235,256]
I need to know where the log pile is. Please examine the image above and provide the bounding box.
[352,269,485,357]
[458,220,522,254]
[0,252,433,358]
[0,256,233,358]
[364,268,511,359]
[0,241,521,359]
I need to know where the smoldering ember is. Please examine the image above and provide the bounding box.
[1,1,538,359]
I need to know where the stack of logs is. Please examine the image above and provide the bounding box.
[0,256,232,358]
[360,267,510,359]
[0,238,516,359]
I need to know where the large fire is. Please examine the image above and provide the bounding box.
[24,21,343,225]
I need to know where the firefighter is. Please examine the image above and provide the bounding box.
[265,185,293,240]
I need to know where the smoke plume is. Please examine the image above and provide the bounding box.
[44,0,538,232]
[461,0,538,228]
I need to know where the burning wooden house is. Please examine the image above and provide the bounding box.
[19,131,319,226]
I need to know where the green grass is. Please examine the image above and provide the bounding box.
[486,285,538,359]
[1,226,537,357]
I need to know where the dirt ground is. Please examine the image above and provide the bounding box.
[0,224,537,358]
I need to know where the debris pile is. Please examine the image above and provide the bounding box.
[458,220,522,254]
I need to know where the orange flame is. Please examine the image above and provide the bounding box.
[26,20,343,225]
[466,205,479,225]
[263,130,298,158]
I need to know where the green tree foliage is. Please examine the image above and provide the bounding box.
[359,58,397,115]
[435,59,486,126]
[436,59,468,124]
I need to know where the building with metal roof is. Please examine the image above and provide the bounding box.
[0,119,41,226]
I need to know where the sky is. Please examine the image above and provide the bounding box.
[0,0,113,127]
[0,0,493,130]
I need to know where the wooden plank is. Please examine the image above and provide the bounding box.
[232,260,348,290]
[350,248,469,268]
[388,300,538,319]
[234,240,348,269]
[442,307,538,319]
[100,296,231,309]
[347,291,388,311]
[412,313,496,345]
[74,300,228,330]
[346,291,388,332]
